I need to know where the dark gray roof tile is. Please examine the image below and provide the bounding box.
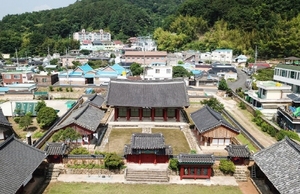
[54,103,105,132]
[191,105,239,133]
[0,136,47,194]
[84,94,105,107]
[106,79,190,107]
[0,108,11,126]
[44,143,67,155]
[253,137,300,194]
[178,153,215,164]
[131,133,165,149]
[225,144,251,157]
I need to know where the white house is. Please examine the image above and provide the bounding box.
[211,49,233,63]
[142,62,172,80]
[233,55,248,63]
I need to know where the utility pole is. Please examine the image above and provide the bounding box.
[254,45,258,73]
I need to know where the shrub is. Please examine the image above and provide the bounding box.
[219,159,236,174]
[66,88,69,92]
[70,87,73,92]
[70,147,90,155]
[14,117,21,123]
[276,130,300,141]
[104,153,124,169]
[59,87,63,91]
[239,102,246,109]
[49,86,54,91]
[169,158,179,171]
[190,150,197,154]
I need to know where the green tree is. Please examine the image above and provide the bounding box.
[169,158,179,171]
[37,106,58,129]
[218,78,228,90]
[70,147,90,155]
[35,100,47,113]
[104,153,124,169]
[130,62,143,76]
[52,127,81,143]
[173,66,191,78]
[219,159,236,174]
[200,97,224,112]
[19,112,33,130]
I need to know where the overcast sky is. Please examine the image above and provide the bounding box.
[0,0,77,20]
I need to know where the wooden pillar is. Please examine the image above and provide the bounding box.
[139,154,141,164]
[175,108,180,122]
[163,108,167,121]
[139,108,143,121]
[154,155,157,164]
[208,167,212,179]
[151,108,155,121]
[126,108,130,121]
[180,166,183,180]
[114,107,118,121]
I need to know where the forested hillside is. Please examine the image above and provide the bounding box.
[1,0,300,59]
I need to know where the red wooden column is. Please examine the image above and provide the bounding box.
[175,108,180,122]
[139,154,141,164]
[114,107,119,121]
[163,108,167,121]
[126,108,130,121]
[139,108,143,121]
[151,108,155,121]
[154,155,157,164]
[180,166,183,180]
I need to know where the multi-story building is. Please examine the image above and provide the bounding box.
[122,51,167,66]
[245,81,292,109]
[211,49,233,63]
[143,62,172,80]
[1,71,33,86]
[73,29,111,44]
[132,36,157,51]
[273,63,300,93]
[34,72,59,86]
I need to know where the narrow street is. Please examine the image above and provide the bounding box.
[213,94,277,149]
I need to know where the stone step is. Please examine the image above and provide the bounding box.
[126,169,169,182]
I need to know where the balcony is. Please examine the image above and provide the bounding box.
[277,106,300,123]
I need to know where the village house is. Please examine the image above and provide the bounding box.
[105,78,189,122]
[122,51,167,66]
[191,105,240,146]
[1,71,33,85]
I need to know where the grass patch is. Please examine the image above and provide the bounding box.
[236,134,257,153]
[152,128,190,155]
[44,182,242,194]
[189,101,202,104]
[104,128,142,155]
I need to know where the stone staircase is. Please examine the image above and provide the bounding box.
[46,164,64,181]
[234,166,248,182]
[125,168,169,182]
[181,125,202,153]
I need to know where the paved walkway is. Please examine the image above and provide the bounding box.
[57,174,238,186]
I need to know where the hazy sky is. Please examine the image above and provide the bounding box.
[0,0,77,19]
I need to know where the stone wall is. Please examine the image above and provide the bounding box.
[64,168,124,175]
[0,94,33,100]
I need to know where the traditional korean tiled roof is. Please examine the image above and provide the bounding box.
[0,108,11,127]
[83,94,105,107]
[0,136,47,194]
[287,93,300,103]
[225,144,251,158]
[178,153,215,165]
[253,137,300,194]
[130,133,165,149]
[44,143,67,155]
[124,144,172,155]
[191,105,239,133]
[53,103,105,132]
[106,78,190,108]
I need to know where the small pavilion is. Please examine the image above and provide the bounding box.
[225,144,251,165]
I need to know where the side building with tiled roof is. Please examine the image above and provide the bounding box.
[225,144,251,165]
[0,136,47,194]
[252,137,300,194]
[106,78,189,122]
[53,101,107,145]
[190,105,240,146]
[177,153,215,180]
